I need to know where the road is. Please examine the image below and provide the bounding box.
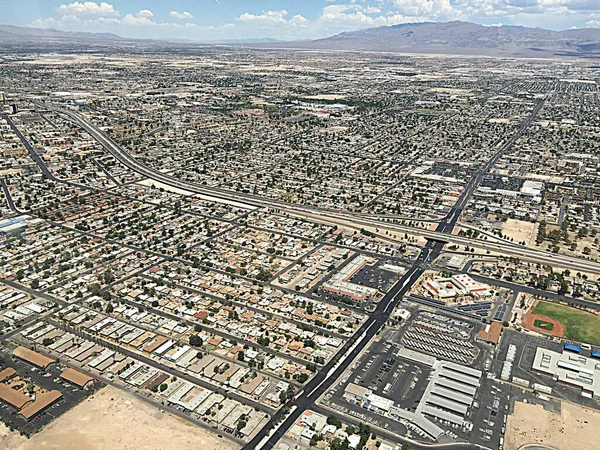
[27,98,544,450]
[242,240,444,450]
[25,97,586,449]
[36,102,600,275]
[242,100,545,450]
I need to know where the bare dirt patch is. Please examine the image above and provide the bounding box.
[502,219,538,246]
[505,401,600,450]
[0,386,237,450]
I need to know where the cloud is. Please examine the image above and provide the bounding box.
[137,9,154,19]
[57,2,119,17]
[122,14,154,26]
[170,11,194,20]
[237,10,290,25]
[32,0,600,41]
[391,0,458,19]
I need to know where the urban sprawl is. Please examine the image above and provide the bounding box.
[0,49,600,450]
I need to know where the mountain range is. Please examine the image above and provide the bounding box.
[1,21,600,58]
[295,21,600,58]
[0,24,121,42]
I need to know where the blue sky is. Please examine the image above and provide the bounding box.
[2,1,600,41]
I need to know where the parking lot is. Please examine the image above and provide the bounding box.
[0,348,103,436]
[493,330,600,411]
[399,310,481,364]
[349,260,404,292]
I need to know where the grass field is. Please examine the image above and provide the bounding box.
[533,319,554,331]
[533,301,600,345]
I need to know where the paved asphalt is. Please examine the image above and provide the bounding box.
[241,101,546,450]
[25,98,545,450]
[241,240,444,450]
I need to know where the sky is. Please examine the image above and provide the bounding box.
[1,0,600,41]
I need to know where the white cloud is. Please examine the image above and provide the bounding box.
[137,9,154,19]
[31,0,600,41]
[237,10,290,25]
[122,13,155,26]
[57,2,119,17]
[391,0,457,18]
[289,15,309,27]
[170,11,194,20]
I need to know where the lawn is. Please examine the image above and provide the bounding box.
[533,301,600,345]
[533,319,554,331]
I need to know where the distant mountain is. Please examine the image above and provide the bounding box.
[284,21,600,58]
[3,21,600,58]
[0,25,123,41]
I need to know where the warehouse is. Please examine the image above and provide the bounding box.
[416,360,481,427]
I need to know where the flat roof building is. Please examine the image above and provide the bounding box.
[532,347,600,398]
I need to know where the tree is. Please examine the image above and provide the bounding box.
[327,414,342,429]
[189,334,202,347]
[105,303,114,314]
[401,445,412,450]
[159,383,168,392]
[330,438,349,450]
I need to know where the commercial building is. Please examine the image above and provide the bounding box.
[424,274,491,300]
[476,321,503,345]
[416,360,482,427]
[60,368,95,389]
[19,390,62,420]
[12,346,55,369]
[323,255,378,302]
[532,347,600,398]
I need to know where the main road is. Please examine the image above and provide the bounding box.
[34,102,600,275]
[30,98,592,449]
[243,239,445,450]
[242,100,546,450]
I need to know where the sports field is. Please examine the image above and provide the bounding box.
[533,319,554,331]
[533,301,600,346]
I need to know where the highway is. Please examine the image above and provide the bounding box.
[38,103,600,275]
[30,99,594,450]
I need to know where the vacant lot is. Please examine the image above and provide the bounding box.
[501,219,538,246]
[0,386,237,450]
[506,401,600,450]
[533,301,600,345]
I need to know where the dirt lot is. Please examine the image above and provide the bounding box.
[0,386,237,450]
[506,401,600,450]
[502,219,538,246]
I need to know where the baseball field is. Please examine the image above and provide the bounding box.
[531,301,600,346]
